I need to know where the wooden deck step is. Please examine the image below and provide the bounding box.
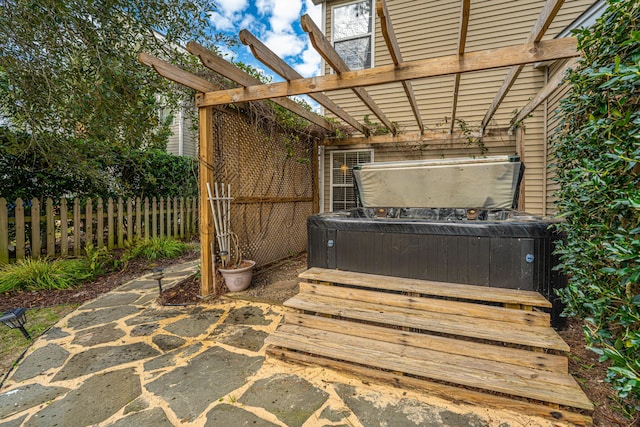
[299,282,551,327]
[285,312,568,373]
[300,267,552,308]
[268,268,591,420]
[266,324,593,410]
[267,348,593,427]
[284,292,569,351]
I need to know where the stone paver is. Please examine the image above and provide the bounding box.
[10,344,69,382]
[239,374,329,427]
[210,324,268,351]
[0,384,69,419]
[66,305,141,330]
[205,404,279,427]
[23,368,140,427]
[146,346,264,422]
[161,309,224,337]
[71,322,126,346]
[335,384,489,427]
[79,292,141,310]
[106,407,173,427]
[0,259,562,427]
[52,343,160,381]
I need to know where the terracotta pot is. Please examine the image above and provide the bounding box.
[218,260,256,292]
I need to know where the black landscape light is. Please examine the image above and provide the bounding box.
[151,267,164,294]
[1,308,31,339]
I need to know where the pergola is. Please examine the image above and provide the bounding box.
[139,0,581,296]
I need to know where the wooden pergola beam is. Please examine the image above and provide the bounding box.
[322,128,513,146]
[239,29,367,135]
[300,14,397,134]
[511,58,578,128]
[185,42,334,131]
[480,0,565,132]
[196,37,578,107]
[449,0,471,133]
[376,0,423,134]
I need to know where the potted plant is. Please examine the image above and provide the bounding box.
[207,182,255,292]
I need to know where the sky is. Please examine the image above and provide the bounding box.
[209,0,324,81]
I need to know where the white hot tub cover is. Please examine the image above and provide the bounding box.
[352,155,524,209]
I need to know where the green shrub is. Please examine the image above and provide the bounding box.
[123,238,190,261]
[551,0,639,414]
[0,258,93,293]
[85,244,121,275]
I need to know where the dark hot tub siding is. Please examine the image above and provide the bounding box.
[307,215,567,326]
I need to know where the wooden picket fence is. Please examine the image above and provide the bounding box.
[0,196,198,264]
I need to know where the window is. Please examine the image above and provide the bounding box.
[330,149,373,211]
[332,0,373,70]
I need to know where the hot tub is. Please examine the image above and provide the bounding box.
[307,208,566,326]
[309,155,567,326]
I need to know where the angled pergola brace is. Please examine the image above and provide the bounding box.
[449,0,471,134]
[196,37,578,107]
[239,29,367,135]
[300,14,397,134]
[480,0,566,132]
[185,42,334,131]
[376,0,423,134]
[511,57,579,128]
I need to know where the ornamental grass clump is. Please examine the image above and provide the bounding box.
[0,258,93,293]
[124,237,190,261]
[551,0,639,416]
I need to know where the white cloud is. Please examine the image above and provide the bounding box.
[210,0,249,31]
[263,32,306,58]
[209,11,235,31]
[293,40,321,76]
[255,0,273,15]
[216,0,248,14]
[270,0,302,33]
[304,0,322,28]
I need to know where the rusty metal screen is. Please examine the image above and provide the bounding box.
[208,108,314,267]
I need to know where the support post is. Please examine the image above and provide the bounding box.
[198,103,216,297]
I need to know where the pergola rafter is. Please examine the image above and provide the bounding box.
[186,41,334,131]
[238,29,368,135]
[449,0,471,134]
[376,0,423,134]
[300,14,397,134]
[480,0,566,133]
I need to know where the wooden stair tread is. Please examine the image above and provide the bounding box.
[268,348,593,427]
[299,282,551,327]
[300,268,552,308]
[284,293,569,351]
[285,312,568,373]
[266,325,593,410]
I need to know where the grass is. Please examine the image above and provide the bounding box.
[124,237,191,261]
[0,258,94,293]
[0,305,78,381]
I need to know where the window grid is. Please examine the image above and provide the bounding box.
[331,0,374,70]
[330,150,373,211]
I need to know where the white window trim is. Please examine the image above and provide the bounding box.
[329,148,374,212]
[330,0,375,71]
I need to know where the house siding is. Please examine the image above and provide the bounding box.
[166,110,198,158]
[321,0,596,215]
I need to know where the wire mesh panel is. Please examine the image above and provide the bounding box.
[209,108,315,266]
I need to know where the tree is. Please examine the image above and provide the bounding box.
[0,0,227,197]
